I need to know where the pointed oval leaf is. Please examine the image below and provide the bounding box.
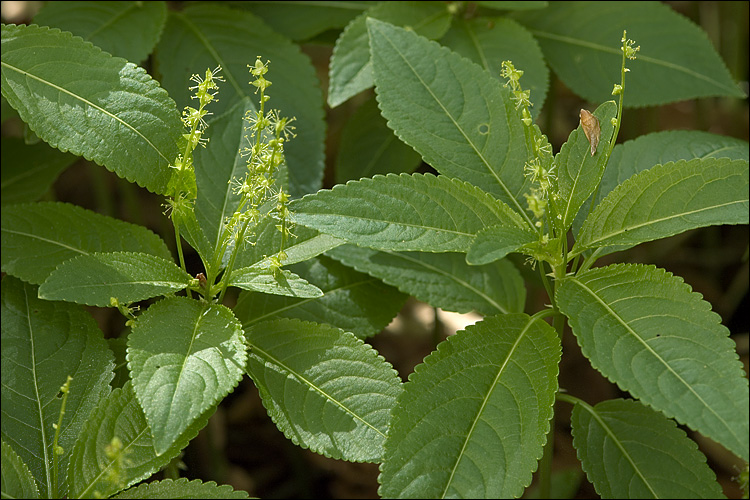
[245,318,403,462]
[1,202,171,285]
[573,130,750,238]
[234,218,344,270]
[367,18,532,219]
[291,173,527,253]
[234,256,407,339]
[380,313,561,498]
[554,101,617,231]
[571,398,724,499]
[39,252,192,307]
[127,297,246,455]
[557,264,749,460]
[1,24,181,194]
[112,478,249,499]
[229,266,323,298]
[328,1,452,108]
[327,245,526,315]
[1,276,114,498]
[576,158,749,256]
[512,2,745,106]
[67,382,218,499]
[466,224,538,265]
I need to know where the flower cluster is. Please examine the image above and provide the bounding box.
[222,57,297,273]
[501,61,557,227]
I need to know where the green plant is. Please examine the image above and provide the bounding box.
[291,13,749,500]
[1,2,748,499]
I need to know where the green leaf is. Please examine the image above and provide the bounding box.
[573,130,750,238]
[466,224,538,265]
[380,313,561,498]
[245,318,403,462]
[112,478,249,499]
[0,138,77,205]
[67,382,217,499]
[596,131,750,209]
[1,440,40,499]
[127,297,246,455]
[440,17,549,118]
[512,2,745,106]
[291,173,527,253]
[478,1,549,11]
[554,101,617,232]
[571,398,724,498]
[234,255,407,338]
[1,276,115,498]
[327,245,526,315]
[237,0,375,41]
[39,252,192,307]
[229,265,323,298]
[1,24,181,194]
[32,1,167,63]
[328,1,452,107]
[335,96,422,184]
[155,4,325,197]
[557,264,749,461]
[1,202,172,285]
[576,158,749,256]
[233,207,345,270]
[367,18,532,220]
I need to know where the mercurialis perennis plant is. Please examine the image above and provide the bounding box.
[1,2,747,499]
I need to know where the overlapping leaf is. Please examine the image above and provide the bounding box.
[328,1,452,107]
[155,4,325,197]
[380,313,561,498]
[573,130,750,238]
[233,215,344,270]
[327,245,526,315]
[39,252,192,307]
[234,256,407,338]
[440,17,549,118]
[367,18,532,218]
[245,318,403,462]
[67,382,217,499]
[576,158,749,256]
[335,97,422,183]
[571,398,724,498]
[1,202,171,285]
[127,297,246,455]
[1,276,114,498]
[229,265,323,298]
[291,173,527,253]
[1,24,181,194]
[466,225,538,265]
[512,2,745,106]
[557,264,749,460]
[32,1,167,63]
